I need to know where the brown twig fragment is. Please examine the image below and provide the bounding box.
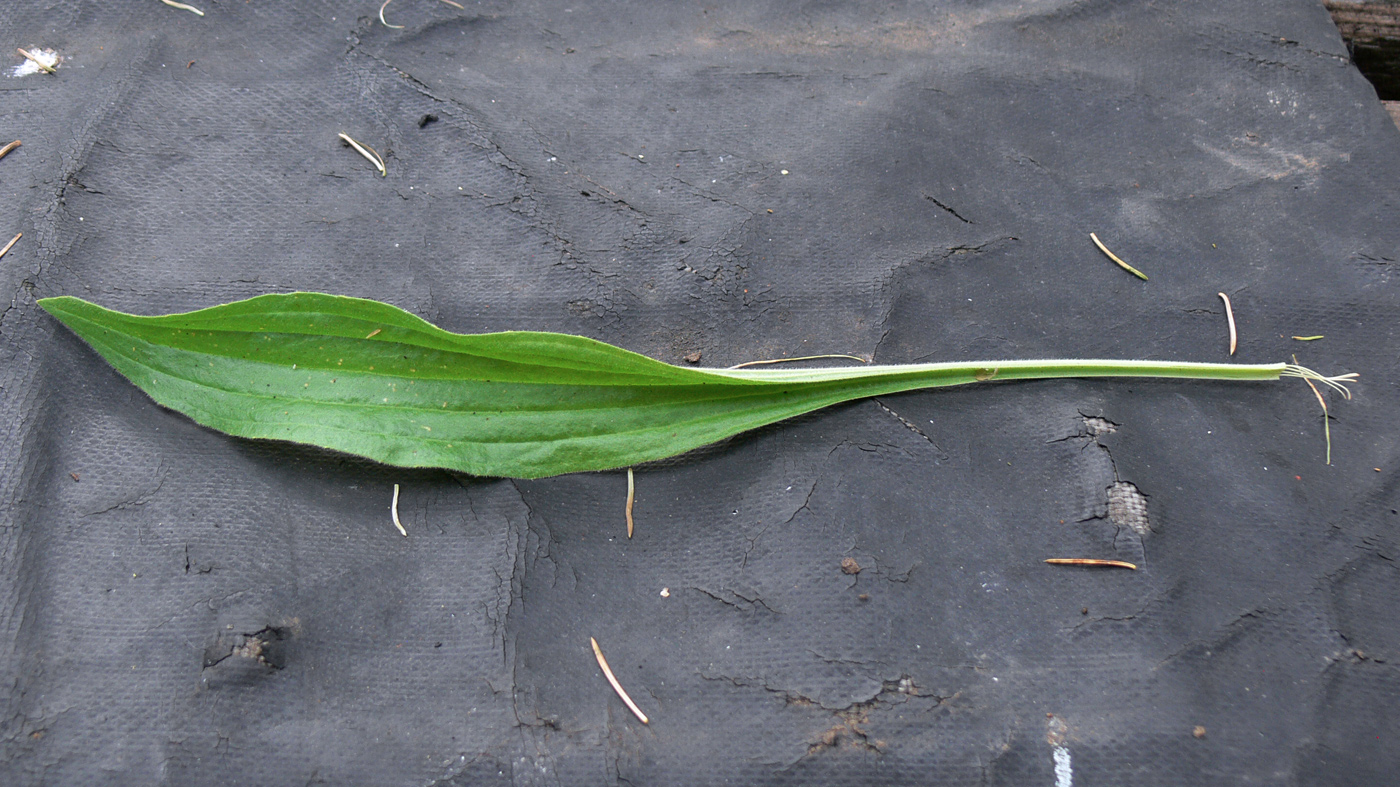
[338,133,386,177]
[625,467,635,539]
[159,0,205,16]
[0,232,20,260]
[1044,558,1138,569]
[379,0,406,28]
[1218,292,1237,355]
[729,353,868,370]
[1090,232,1149,281]
[16,49,56,74]
[590,637,649,723]
[0,140,20,161]
[391,483,407,536]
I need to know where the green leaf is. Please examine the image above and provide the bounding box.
[38,292,1296,479]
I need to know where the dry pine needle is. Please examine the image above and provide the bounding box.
[590,637,649,723]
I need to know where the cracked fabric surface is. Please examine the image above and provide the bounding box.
[2,0,1399,784]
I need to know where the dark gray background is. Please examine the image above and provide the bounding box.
[2,1,1398,784]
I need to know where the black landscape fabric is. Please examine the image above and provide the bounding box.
[2,1,1399,784]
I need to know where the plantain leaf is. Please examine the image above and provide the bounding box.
[38,292,1293,479]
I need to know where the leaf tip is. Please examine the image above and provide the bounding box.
[36,295,77,318]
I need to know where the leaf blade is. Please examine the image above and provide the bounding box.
[38,293,1288,478]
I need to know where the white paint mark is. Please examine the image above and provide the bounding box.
[1053,746,1072,787]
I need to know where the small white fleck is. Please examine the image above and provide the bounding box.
[660,588,670,597]
[780,169,789,175]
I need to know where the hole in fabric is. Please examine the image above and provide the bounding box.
[1108,482,1151,535]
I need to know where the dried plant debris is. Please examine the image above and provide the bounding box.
[14,48,58,75]
[1218,292,1237,355]
[625,467,635,538]
[379,0,405,28]
[338,133,386,176]
[1293,353,1341,465]
[1090,232,1149,281]
[159,0,205,16]
[729,353,868,370]
[390,483,406,536]
[1044,558,1138,569]
[590,637,648,723]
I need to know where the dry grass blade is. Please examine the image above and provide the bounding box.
[590,637,649,723]
[1292,355,1334,465]
[625,467,635,539]
[338,133,386,177]
[1292,335,1323,341]
[439,0,466,7]
[16,48,56,74]
[0,140,20,161]
[379,0,406,28]
[391,483,407,536]
[1218,292,1237,355]
[0,232,19,260]
[159,0,205,16]
[1044,558,1137,569]
[1090,232,1149,281]
[729,353,868,370]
